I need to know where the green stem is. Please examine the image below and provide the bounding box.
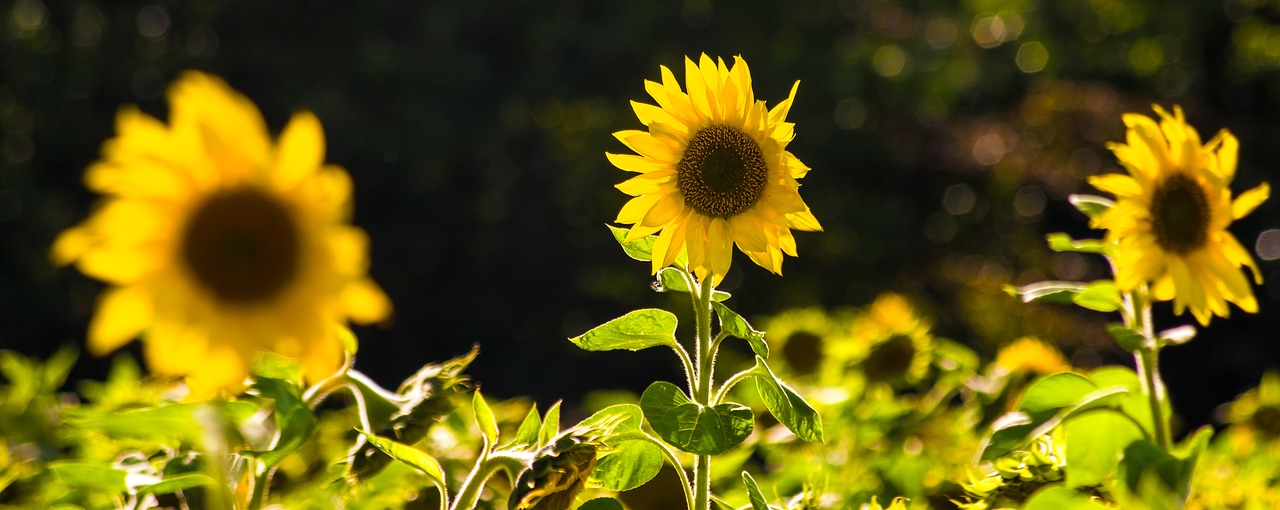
[246,460,269,509]
[619,431,695,510]
[450,452,528,510]
[712,368,756,406]
[693,276,715,510]
[1126,289,1172,450]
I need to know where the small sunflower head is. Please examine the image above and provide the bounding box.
[994,337,1070,377]
[509,435,600,510]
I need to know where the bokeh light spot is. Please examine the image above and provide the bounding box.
[943,184,976,215]
[136,5,170,39]
[1256,229,1280,261]
[1016,42,1049,73]
[873,45,909,78]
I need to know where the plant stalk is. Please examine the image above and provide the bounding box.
[1127,289,1172,450]
[692,276,715,510]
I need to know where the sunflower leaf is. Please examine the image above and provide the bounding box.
[569,309,679,352]
[1068,194,1114,219]
[742,471,773,510]
[578,497,626,510]
[1065,410,1144,488]
[1046,232,1108,254]
[1106,323,1147,352]
[511,404,541,449]
[1005,281,1088,305]
[1073,280,1122,312]
[640,381,753,455]
[1158,325,1196,346]
[590,439,662,491]
[472,389,499,445]
[1023,486,1110,509]
[355,429,447,489]
[538,400,562,448]
[657,267,691,293]
[752,356,823,443]
[243,377,318,469]
[608,225,655,262]
[712,302,769,359]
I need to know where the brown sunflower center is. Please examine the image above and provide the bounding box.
[676,125,768,218]
[863,334,917,384]
[181,186,300,304]
[1150,173,1210,254]
[782,330,823,376]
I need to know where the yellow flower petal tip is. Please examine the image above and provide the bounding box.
[608,54,819,283]
[1094,104,1267,324]
[54,71,391,396]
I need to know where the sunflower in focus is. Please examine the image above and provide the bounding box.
[610,54,821,284]
[1089,105,1269,325]
[52,71,391,397]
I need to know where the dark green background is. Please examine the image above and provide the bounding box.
[3,0,1278,433]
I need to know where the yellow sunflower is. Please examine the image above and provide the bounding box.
[1089,105,1269,325]
[52,71,391,397]
[610,54,821,284]
[993,337,1069,377]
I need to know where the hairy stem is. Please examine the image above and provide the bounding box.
[693,276,715,510]
[1126,289,1172,450]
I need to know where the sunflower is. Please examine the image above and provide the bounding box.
[52,71,391,397]
[993,337,1069,377]
[610,54,821,284]
[851,293,933,387]
[1089,105,1269,325]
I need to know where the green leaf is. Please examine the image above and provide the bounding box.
[640,381,753,455]
[590,439,662,491]
[1069,194,1115,219]
[751,356,822,443]
[1073,280,1122,312]
[1159,325,1196,346]
[1065,410,1144,488]
[513,404,542,448]
[1046,232,1107,254]
[608,225,656,262]
[657,267,691,293]
[1019,372,1098,414]
[742,471,772,510]
[243,377,318,468]
[1119,440,1192,499]
[356,429,447,488]
[1088,366,1165,439]
[578,497,626,510]
[1106,323,1146,352]
[656,402,753,455]
[473,389,499,445]
[137,473,215,497]
[639,381,690,424]
[569,309,679,352]
[712,302,769,359]
[538,400,562,448]
[1023,485,1109,509]
[576,404,644,436]
[48,461,127,493]
[980,372,1130,460]
[711,290,731,302]
[67,401,256,444]
[1006,281,1088,305]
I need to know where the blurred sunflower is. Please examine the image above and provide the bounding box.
[1090,105,1269,325]
[52,71,391,397]
[760,307,845,377]
[610,54,821,284]
[852,294,933,387]
[993,337,1069,377]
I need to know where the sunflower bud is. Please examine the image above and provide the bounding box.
[508,436,600,510]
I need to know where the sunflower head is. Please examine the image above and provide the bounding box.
[994,337,1069,377]
[609,54,822,285]
[1089,104,1269,325]
[51,71,391,398]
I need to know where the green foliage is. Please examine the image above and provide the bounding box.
[244,377,318,468]
[1022,486,1109,509]
[568,309,679,352]
[356,429,447,489]
[713,302,769,359]
[641,381,753,455]
[740,471,775,510]
[751,356,823,443]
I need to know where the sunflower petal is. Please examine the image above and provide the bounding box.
[344,278,392,324]
[273,110,326,192]
[88,286,153,356]
[1088,173,1143,198]
[1232,182,1269,220]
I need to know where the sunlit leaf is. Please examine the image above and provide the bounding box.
[137,473,215,498]
[1005,281,1087,305]
[1068,194,1114,219]
[713,302,769,359]
[1023,485,1109,509]
[1046,232,1107,254]
[538,400,562,448]
[980,372,1130,460]
[640,381,752,455]
[569,309,679,352]
[68,401,256,444]
[608,225,656,262]
[752,356,822,443]
[1106,323,1146,352]
[742,471,773,510]
[590,439,662,491]
[243,377,318,468]
[356,429,447,489]
[1073,280,1122,312]
[48,461,127,493]
[639,381,690,423]
[473,389,499,445]
[1065,410,1144,489]
[576,404,644,436]
[513,404,541,448]
[1158,325,1196,346]
[657,267,691,293]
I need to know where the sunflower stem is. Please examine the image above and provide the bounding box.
[692,276,715,510]
[1126,289,1172,450]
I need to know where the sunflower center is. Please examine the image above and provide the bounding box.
[782,331,823,376]
[1150,173,1210,254]
[863,334,917,384]
[676,125,768,218]
[181,186,300,305]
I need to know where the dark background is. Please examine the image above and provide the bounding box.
[3,0,1279,435]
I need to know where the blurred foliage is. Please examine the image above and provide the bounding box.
[2,0,1278,469]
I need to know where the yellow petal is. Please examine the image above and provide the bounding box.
[1208,129,1239,182]
[616,194,661,224]
[728,212,768,253]
[768,81,800,126]
[88,285,153,356]
[615,171,674,195]
[607,152,663,174]
[326,226,370,276]
[786,208,823,232]
[639,197,683,229]
[651,211,688,274]
[1233,182,1269,220]
[273,110,326,192]
[707,217,733,281]
[50,225,93,266]
[684,56,712,123]
[344,278,392,324]
[1088,173,1142,198]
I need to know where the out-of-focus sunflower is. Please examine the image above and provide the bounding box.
[760,307,847,377]
[993,337,1069,377]
[851,293,933,387]
[610,54,821,284]
[1089,105,1269,325]
[52,71,391,397]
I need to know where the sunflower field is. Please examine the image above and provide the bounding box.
[3,1,1280,509]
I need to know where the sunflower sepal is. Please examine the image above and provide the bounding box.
[1067,194,1114,219]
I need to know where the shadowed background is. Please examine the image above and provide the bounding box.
[3,0,1279,435]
